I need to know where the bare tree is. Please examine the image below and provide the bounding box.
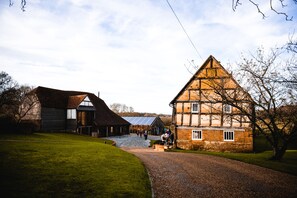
[9,0,296,21]
[14,85,37,123]
[0,71,19,118]
[110,103,134,114]
[232,0,297,21]
[0,71,36,125]
[202,48,297,160]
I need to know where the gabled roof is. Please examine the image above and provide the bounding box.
[67,94,88,108]
[31,86,130,126]
[122,116,159,126]
[169,55,252,105]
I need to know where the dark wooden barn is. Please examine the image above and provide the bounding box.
[21,86,130,137]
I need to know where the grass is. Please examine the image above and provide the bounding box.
[170,135,297,176]
[0,133,151,197]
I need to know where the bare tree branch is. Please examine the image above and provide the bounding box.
[9,0,26,11]
[270,0,293,20]
[232,0,296,21]
[249,0,266,19]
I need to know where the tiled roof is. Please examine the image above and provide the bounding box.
[31,86,130,126]
[67,95,87,108]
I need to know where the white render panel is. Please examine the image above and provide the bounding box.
[183,114,190,125]
[176,114,182,125]
[212,115,221,126]
[191,114,199,126]
[200,115,210,126]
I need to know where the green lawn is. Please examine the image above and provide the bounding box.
[0,133,151,197]
[171,135,297,176]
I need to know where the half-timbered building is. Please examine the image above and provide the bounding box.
[170,55,253,152]
[21,86,130,136]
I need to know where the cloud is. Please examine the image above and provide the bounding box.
[0,0,295,114]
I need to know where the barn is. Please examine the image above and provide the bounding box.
[21,86,130,137]
[170,55,253,152]
[122,116,165,135]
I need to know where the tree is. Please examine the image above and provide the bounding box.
[202,47,297,160]
[0,71,19,118]
[14,85,37,123]
[109,103,134,114]
[232,0,297,21]
[0,71,35,128]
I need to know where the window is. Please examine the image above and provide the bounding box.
[192,130,202,140]
[223,104,232,113]
[67,109,76,119]
[192,103,199,113]
[80,96,94,107]
[224,131,234,141]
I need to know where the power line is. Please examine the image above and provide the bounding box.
[166,0,203,61]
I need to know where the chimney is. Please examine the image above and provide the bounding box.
[97,91,100,98]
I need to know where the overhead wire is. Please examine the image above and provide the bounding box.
[166,0,204,61]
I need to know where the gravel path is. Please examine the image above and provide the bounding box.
[106,135,297,198]
[125,148,297,198]
[104,133,160,148]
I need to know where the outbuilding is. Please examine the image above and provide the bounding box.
[122,116,165,135]
[21,86,130,137]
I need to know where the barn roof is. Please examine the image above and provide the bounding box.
[31,86,130,126]
[67,94,88,108]
[122,116,158,126]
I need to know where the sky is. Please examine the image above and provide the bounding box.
[0,0,296,114]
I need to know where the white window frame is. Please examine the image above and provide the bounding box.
[67,109,76,119]
[223,104,232,114]
[223,130,234,141]
[80,96,94,107]
[191,103,199,113]
[192,130,202,140]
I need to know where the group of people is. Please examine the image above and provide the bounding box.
[136,130,149,140]
[136,128,174,143]
[161,129,174,145]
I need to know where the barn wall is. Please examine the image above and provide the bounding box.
[176,127,253,152]
[66,119,77,132]
[97,125,130,137]
[41,108,66,131]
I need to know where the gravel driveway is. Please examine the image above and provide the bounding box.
[106,135,297,198]
[104,133,160,148]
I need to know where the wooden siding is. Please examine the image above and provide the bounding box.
[41,108,66,131]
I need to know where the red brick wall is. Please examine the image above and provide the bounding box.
[176,127,253,152]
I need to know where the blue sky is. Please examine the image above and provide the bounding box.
[0,0,296,114]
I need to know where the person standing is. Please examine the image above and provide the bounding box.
[144,130,148,140]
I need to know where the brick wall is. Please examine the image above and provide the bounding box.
[176,127,253,152]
